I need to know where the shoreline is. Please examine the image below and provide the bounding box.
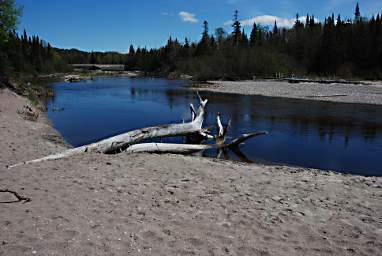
[28,75,381,176]
[1,86,382,255]
[190,80,382,105]
[22,71,382,106]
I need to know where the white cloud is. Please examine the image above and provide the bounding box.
[223,20,234,26]
[179,11,198,23]
[242,15,295,27]
[224,15,320,28]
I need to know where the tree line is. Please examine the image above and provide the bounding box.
[0,30,128,75]
[1,0,381,80]
[0,29,71,74]
[0,0,126,76]
[126,4,382,80]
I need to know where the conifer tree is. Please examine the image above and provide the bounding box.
[129,45,135,54]
[309,15,316,27]
[184,38,190,48]
[241,29,248,47]
[273,20,278,35]
[202,20,209,41]
[22,29,27,42]
[215,27,226,46]
[249,22,258,47]
[354,2,361,22]
[232,10,242,47]
[294,13,301,27]
[195,21,211,56]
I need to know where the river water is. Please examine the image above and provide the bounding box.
[47,77,382,176]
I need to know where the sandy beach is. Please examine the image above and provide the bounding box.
[1,88,382,255]
[192,80,382,105]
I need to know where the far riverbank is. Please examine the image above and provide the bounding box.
[191,80,382,105]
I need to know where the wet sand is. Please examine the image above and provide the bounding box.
[1,88,381,255]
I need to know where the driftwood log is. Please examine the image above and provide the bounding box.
[9,93,208,168]
[125,132,268,154]
[9,92,267,168]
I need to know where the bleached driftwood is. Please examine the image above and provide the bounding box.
[217,113,224,138]
[126,143,211,154]
[124,131,268,155]
[225,132,268,148]
[9,93,208,168]
[8,92,268,169]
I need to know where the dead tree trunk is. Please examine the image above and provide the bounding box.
[8,93,208,168]
[124,131,268,155]
[8,92,268,168]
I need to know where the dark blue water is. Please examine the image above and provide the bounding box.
[47,77,382,176]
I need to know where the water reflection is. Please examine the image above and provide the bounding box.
[47,77,382,176]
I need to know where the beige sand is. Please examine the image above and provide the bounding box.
[0,88,381,256]
[192,80,382,105]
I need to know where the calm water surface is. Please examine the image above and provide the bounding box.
[47,77,382,176]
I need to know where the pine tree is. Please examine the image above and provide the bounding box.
[181,37,190,58]
[129,45,135,54]
[250,22,258,47]
[47,43,52,57]
[354,2,361,22]
[201,21,209,43]
[294,13,301,27]
[196,21,211,55]
[166,36,173,49]
[215,27,226,45]
[309,15,316,27]
[22,29,27,42]
[336,14,343,28]
[232,10,242,47]
[241,29,248,47]
[273,20,278,35]
[184,38,190,48]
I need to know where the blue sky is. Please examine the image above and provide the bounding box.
[16,0,382,53]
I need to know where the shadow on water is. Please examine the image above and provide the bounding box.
[47,77,382,176]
